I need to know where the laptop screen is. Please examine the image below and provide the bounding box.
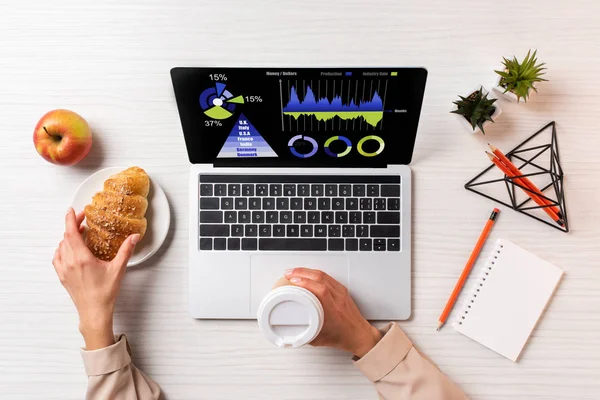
[171,67,427,167]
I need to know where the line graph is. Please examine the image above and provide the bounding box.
[280,79,388,131]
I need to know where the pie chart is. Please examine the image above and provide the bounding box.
[199,82,245,120]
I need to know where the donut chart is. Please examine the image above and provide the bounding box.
[324,135,352,158]
[199,82,244,120]
[289,135,318,158]
[357,135,385,157]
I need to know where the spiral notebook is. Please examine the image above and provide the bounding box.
[453,239,564,361]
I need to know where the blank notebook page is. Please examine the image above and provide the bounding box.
[453,239,563,362]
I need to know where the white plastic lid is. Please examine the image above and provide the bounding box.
[257,286,324,349]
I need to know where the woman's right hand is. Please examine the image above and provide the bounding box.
[284,268,382,358]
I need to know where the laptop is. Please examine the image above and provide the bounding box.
[171,67,427,320]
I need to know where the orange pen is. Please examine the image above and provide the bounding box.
[486,152,563,226]
[488,144,562,219]
[437,208,499,331]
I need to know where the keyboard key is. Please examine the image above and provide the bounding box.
[242,184,254,196]
[249,198,261,210]
[370,225,400,238]
[214,238,227,250]
[214,184,227,196]
[353,185,365,197]
[266,211,278,223]
[199,238,212,250]
[318,198,331,210]
[328,239,344,251]
[357,225,369,237]
[350,211,362,224]
[200,184,213,196]
[224,211,237,223]
[252,211,264,224]
[283,184,296,196]
[277,198,289,210]
[298,184,310,196]
[235,198,248,210]
[280,211,292,224]
[294,211,307,224]
[388,198,400,210]
[301,225,313,237]
[328,225,341,237]
[340,185,352,196]
[200,211,223,223]
[360,239,373,251]
[287,225,299,237]
[269,184,282,197]
[345,198,358,210]
[291,198,303,210]
[381,185,401,197]
[256,184,268,196]
[374,198,386,210]
[377,212,400,224]
[200,225,229,237]
[259,238,327,251]
[311,184,324,197]
[360,198,372,210]
[239,211,251,224]
[332,198,344,210]
[304,198,317,210]
[228,238,240,250]
[374,239,386,251]
[242,238,258,251]
[364,212,376,224]
[346,238,359,251]
[232,225,244,237]
[388,239,400,251]
[335,211,348,224]
[245,225,258,237]
[325,184,337,196]
[367,185,379,197]
[308,211,320,223]
[342,225,355,237]
[200,198,219,210]
[259,225,271,237]
[322,211,334,224]
[273,225,286,237]
[315,225,327,237]
[262,198,275,210]
[221,198,233,210]
[228,184,240,197]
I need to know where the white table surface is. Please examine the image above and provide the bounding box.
[1,1,599,399]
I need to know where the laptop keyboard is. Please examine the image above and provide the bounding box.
[198,175,402,252]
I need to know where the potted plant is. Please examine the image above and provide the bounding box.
[493,49,547,102]
[451,86,501,135]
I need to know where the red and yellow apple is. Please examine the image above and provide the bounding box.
[33,109,92,165]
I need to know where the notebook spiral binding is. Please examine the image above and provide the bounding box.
[455,241,505,327]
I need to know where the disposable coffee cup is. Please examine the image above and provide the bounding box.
[257,277,324,348]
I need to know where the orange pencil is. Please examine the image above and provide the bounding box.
[486,152,563,226]
[436,208,500,331]
[488,144,562,219]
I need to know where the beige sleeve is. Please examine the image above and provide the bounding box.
[80,335,161,400]
[354,323,469,400]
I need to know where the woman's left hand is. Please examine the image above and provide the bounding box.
[52,208,139,350]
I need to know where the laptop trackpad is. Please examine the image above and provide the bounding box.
[250,255,349,317]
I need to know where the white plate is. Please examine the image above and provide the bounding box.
[71,166,170,267]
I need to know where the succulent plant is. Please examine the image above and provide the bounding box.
[451,87,497,134]
[495,49,547,102]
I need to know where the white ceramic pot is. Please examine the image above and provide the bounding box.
[492,76,536,103]
[452,86,502,135]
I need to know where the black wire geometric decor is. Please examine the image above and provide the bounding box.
[465,121,568,232]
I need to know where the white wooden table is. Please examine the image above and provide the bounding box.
[1,1,599,399]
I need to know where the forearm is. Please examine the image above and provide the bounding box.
[354,323,469,400]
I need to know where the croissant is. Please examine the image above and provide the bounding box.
[84,166,149,261]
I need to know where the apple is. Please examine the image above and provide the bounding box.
[33,109,92,165]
